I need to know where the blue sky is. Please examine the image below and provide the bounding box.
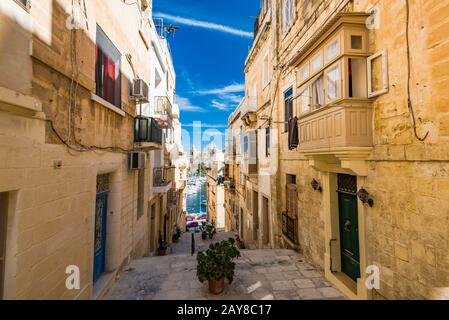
[153,0,260,152]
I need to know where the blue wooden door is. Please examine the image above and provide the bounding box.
[93,192,108,283]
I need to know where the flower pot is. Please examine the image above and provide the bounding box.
[208,233,214,240]
[158,248,167,256]
[208,278,225,295]
[202,233,208,240]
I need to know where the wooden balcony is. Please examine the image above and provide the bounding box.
[298,100,373,156]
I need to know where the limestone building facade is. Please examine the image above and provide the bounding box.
[0,0,186,299]
[226,0,449,300]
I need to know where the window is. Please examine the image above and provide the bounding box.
[311,53,323,73]
[299,86,310,114]
[0,193,7,299]
[14,0,29,11]
[311,75,324,110]
[351,35,363,50]
[367,49,389,98]
[265,127,271,157]
[286,177,298,215]
[263,54,270,87]
[137,170,145,219]
[282,0,294,31]
[326,64,340,102]
[155,69,162,88]
[284,88,293,132]
[95,26,122,108]
[348,58,367,98]
[299,65,309,83]
[243,135,249,157]
[326,39,340,61]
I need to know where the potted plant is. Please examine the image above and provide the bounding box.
[157,235,168,256]
[207,223,216,240]
[196,238,241,295]
[235,235,246,249]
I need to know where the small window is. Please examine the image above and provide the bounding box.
[299,65,309,82]
[243,135,249,157]
[282,0,294,31]
[326,39,340,61]
[14,0,29,11]
[326,64,340,102]
[367,49,389,98]
[263,54,270,87]
[95,26,122,108]
[284,88,293,132]
[311,74,324,110]
[299,86,310,114]
[311,53,323,73]
[265,127,271,157]
[351,35,363,50]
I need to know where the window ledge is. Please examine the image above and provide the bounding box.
[0,86,42,113]
[91,93,125,117]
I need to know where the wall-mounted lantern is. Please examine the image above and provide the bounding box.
[310,179,322,192]
[357,188,374,207]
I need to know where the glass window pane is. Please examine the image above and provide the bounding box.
[311,54,323,73]
[327,65,339,101]
[351,35,363,50]
[299,66,309,82]
[300,87,310,114]
[326,39,340,60]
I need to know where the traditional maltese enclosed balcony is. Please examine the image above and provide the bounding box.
[290,13,377,176]
[240,97,257,127]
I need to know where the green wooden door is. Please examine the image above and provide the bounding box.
[338,192,361,282]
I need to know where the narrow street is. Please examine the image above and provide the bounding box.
[105,232,345,300]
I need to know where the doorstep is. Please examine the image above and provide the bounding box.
[93,271,118,300]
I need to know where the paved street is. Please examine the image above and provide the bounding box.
[105,232,345,300]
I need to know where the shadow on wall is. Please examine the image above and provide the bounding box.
[1,0,136,150]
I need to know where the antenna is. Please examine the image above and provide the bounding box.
[154,18,180,39]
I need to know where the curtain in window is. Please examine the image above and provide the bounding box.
[96,26,122,108]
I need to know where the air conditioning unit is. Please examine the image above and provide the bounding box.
[132,79,149,103]
[129,152,146,170]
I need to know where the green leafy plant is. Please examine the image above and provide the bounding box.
[197,238,241,284]
[206,222,216,239]
[235,235,246,249]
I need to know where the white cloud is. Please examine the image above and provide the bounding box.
[154,13,253,38]
[211,100,231,111]
[176,96,204,112]
[196,84,245,96]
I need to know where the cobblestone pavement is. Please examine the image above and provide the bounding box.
[105,232,345,300]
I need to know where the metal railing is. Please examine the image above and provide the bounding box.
[154,96,173,116]
[153,167,172,187]
[282,212,298,245]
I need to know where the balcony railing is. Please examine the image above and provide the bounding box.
[153,167,172,187]
[154,96,173,116]
[282,212,298,245]
[134,116,163,144]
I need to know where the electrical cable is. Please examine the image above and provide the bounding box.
[405,0,429,142]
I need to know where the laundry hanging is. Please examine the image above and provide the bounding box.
[288,116,299,150]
